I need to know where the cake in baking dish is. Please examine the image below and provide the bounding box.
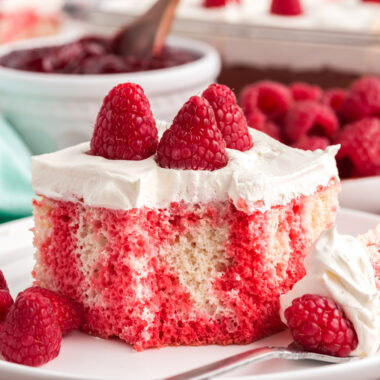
[31,83,340,350]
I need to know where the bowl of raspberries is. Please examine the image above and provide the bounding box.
[239,76,380,213]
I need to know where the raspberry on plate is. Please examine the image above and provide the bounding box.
[322,88,347,114]
[0,270,9,291]
[292,136,330,151]
[203,84,253,151]
[285,101,339,143]
[156,96,228,170]
[0,290,13,321]
[340,76,380,122]
[241,81,292,122]
[284,294,358,357]
[24,287,83,335]
[290,82,322,102]
[336,118,380,178]
[90,83,158,160]
[0,290,62,366]
[270,0,303,16]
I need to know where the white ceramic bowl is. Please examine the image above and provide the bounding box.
[0,35,221,154]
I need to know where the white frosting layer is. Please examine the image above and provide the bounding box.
[280,227,380,357]
[32,123,339,213]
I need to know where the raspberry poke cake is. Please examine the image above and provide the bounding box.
[31,82,340,351]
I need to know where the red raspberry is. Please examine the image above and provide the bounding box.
[203,0,239,7]
[244,104,281,141]
[202,84,253,151]
[241,81,292,122]
[156,96,228,170]
[284,294,358,357]
[270,0,303,16]
[245,107,266,130]
[0,290,13,321]
[24,287,83,335]
[322,88,347,114]
[292,136,330,151]
[336,118,380,178]
[90,83,158,160]
[263,121,281,141]
[340,76,380,122]
[240,84,259,116]
[285,101,339,142]
[247,113,281,141]
[290,82,322,102]
[0,290,62,366]
[0,270,9,291]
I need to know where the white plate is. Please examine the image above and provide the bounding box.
[0,209,379,380]
[340,176,380,214]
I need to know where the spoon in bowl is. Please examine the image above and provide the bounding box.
[111,0,180,59]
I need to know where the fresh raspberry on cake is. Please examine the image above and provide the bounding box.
[270,0,303,16]
[241,81,292,122]
[290,82,322,102]
[285,101,339,142]
[156,96,228,170]
[340,76,380,122]
[202,84,253,151]
[203,0,227,7]
[203,0,239,7]
[292,136,329,151]
[0,289,62,366]
[322,88,347,114]
[284,294,358,357]
[336,118,380,178]
[24,287,83,335]
[90,82,158,160]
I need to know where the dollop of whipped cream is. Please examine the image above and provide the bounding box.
[280,227,380,357]
[32,121,338,213]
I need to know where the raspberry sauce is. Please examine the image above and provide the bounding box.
[0,36,200,74]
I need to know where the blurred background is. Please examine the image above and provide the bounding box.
[0,0,379,223]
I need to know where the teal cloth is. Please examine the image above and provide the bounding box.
[0,117,33,223]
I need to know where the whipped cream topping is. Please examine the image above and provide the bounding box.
[32,122,339,213]
[280,227,380,357]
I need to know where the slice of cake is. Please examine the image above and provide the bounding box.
[31,83,340,351]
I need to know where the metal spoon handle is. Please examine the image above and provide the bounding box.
[162,345,354,380]
[163,346,286,380]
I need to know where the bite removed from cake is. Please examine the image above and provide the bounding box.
[31,83,340,351]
